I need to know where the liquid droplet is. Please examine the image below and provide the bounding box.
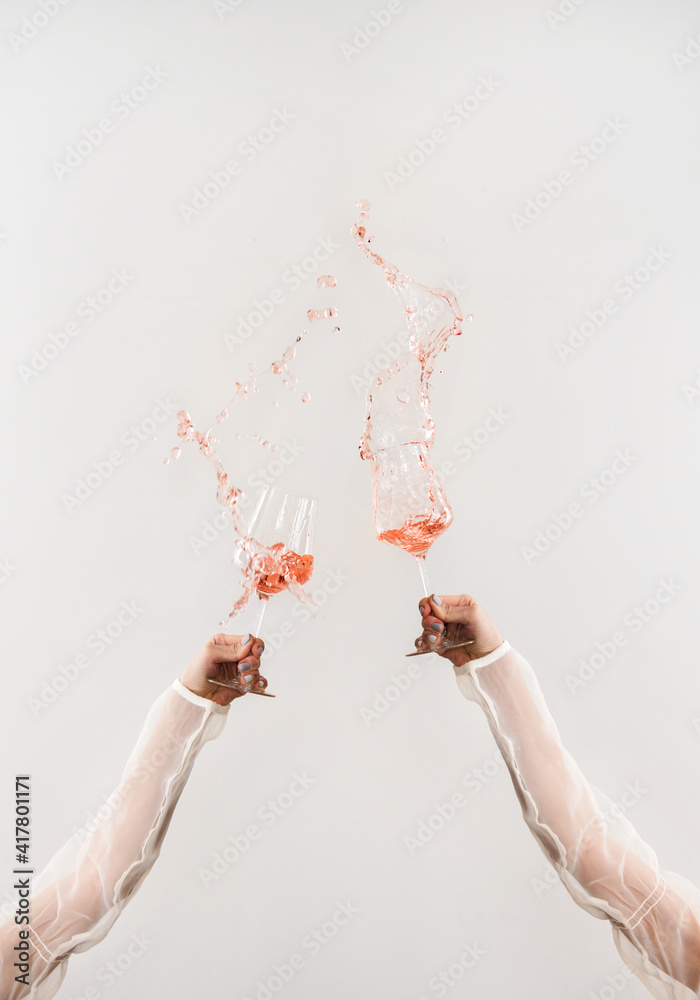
[301,392,311,403]
[171,446,181,460]
[354,201,466,559]
[332,326,340,333]
[317,274,336,288]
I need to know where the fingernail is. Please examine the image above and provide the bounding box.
[431,594,442,606]
[428,634,437,643]
[419,604,426,615]
[243,674,253,684]
[242,634,251,645]
[257,680,265,688]
[257,641,265,653]
[431,622,444,632]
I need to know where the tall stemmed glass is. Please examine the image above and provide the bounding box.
[369,443,474,657]
[210,486,317,697]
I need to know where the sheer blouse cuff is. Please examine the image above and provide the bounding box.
[453,640,512,675]
[627,875,669,930]
[172,679,230,715]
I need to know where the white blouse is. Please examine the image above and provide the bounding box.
[455,641,700,999]
[3,647,699,999]
[0,681,229,999]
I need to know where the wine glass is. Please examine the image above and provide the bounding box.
[369,443,475,657]
[209,486,317,698]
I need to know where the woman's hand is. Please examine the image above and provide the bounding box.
[180,633,268,706]
[416,594,504,667]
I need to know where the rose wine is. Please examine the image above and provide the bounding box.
[377,510,452,556]
[255,545,314,596]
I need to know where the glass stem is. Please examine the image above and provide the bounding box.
[252,594,269,638]
[415,554,431,599]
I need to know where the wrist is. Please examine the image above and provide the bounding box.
[174,678,229,713]
[462,639,511,669]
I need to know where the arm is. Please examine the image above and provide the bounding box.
[419,595,700,1000]
[0,633,266,1000]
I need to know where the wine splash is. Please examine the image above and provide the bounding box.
[352,200,470,556]
[170,281,337,624]
[255,545,314,596]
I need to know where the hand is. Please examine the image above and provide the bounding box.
[179,633,268,706]
[416,594,504,668]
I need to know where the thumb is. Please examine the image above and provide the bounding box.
[208,633,255,664]
[426,594,479,626]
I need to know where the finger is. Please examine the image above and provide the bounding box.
[426,594,478,625]
[209,633,255,661]
[421,629,443,648]
[236,635,265,688]
[420,610,444,632]
[418,595,474,615]
[237,662,261,688]
[236,655,261,674]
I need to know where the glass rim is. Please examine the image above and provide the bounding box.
[246,485,318,506]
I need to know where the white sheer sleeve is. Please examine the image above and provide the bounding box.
[455,642,700,999]
[0,680,229,1000]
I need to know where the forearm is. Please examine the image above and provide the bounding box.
[455,643,700,997]
[455,643,601,867]
[0,681,228,999]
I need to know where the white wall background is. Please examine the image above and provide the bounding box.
[2,1,700,998]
